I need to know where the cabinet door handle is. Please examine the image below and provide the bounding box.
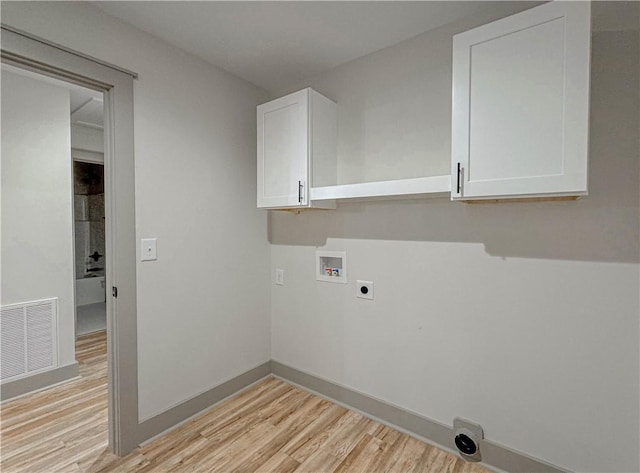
[456,163,462,194]
[298,180,303,204]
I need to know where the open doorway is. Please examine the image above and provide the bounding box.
[74,160,106,335]
[1,63,111,462]
[1,25,139,456]
[71,92,107,337]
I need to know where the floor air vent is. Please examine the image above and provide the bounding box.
[1,299,58,382]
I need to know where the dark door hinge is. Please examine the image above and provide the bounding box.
[112,286,118,298]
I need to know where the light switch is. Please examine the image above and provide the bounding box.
[141,238,157,261]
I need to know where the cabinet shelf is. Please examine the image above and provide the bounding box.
[310,175,450,201]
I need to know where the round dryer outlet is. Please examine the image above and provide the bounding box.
[453,417,484,462]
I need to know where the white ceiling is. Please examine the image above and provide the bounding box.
[94,1,535,92]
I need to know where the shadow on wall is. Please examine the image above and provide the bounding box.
[269,30,640,265]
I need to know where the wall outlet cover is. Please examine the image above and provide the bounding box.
[453,417,484,462]
[356,280,374,300]
[140,238,157,261]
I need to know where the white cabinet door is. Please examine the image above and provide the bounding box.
[257,89,309,208]
[451,1,591,200]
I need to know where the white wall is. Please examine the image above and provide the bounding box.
[3,3,638,472]
[274,4,536,185]
[270,17,639,473]
[1,70,76,368]
[1,2,271,421]
[71,124,103,154]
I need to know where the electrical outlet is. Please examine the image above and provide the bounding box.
[140,238,157,261]
[453,418,484,462]
[356,280,373,300]
[275,269,284,286]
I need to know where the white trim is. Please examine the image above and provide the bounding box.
[72,148,104,164]
[311,175,450,201]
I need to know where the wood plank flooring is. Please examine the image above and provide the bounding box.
[1,331,491,473]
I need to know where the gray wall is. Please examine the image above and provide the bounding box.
[1,2,271,422]
[270,17,640,473]
[1,70,76,368]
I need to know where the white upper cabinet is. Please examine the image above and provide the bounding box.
[451,1,591,201]
[257,88,337,209]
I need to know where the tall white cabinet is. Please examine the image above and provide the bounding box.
[257,88,337,209]
[451,1,591,201]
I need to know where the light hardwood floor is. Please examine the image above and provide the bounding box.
[1,331,491,473]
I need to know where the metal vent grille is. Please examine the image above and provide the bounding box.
[1,307,25,380]
[1,299,58,382]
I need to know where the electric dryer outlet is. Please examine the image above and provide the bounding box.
[356,280,374,300]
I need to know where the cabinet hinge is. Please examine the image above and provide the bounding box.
[112,286,118,298]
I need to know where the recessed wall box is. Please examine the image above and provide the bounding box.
[316,250,346,284]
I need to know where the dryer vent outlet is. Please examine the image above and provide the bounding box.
[453,418,484,462]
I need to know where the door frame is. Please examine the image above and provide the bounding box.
[1,25,139,455]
